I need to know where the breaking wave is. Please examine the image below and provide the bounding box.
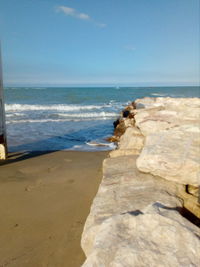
[5,103,112,112]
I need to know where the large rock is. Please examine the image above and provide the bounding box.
[82,202,200,267]
[134,97,200,187]
[81,155,185,260]
[110,127,144,157]
[109,148,141,157]
[135,97,200,110]
[134,97,200,136]
[113,118,135,140]
[136,127,200,186]
[81,97,200,267]
[119,127,144,151]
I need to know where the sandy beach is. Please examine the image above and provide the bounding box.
[0,150,107,267]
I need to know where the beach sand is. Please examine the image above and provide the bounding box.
[0,150,107,267]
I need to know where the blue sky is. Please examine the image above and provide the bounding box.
[0,0,199,86]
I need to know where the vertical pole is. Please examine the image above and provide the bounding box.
[0,43,7,159]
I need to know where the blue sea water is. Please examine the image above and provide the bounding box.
[4,86,200,152]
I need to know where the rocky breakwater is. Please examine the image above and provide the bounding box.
[81,97,200,267]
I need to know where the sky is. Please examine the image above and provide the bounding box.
[0,0,199,87]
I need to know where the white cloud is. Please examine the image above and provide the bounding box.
[124,45,136,51]
[56,5,106,27]
[57,6,90,20]
[58,6,74,16]
[96,23,107,28]
[78,13,90,20]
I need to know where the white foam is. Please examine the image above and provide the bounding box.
[71,145,83,148]
[86,141,108,147]
[5,103,111,112]
[151,93,168,97]
[58,112,118,118]
[86,141,116,149]
[6,112,25,117]
[6,113,117,124]
[6,119,69,124]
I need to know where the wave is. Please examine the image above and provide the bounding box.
[32,87,47,90]
[5,103,112,112]
[6,112,25,117]
[6,111,117,124]
[57,112,118,118]
[150,93,168,97]
[85,140,117,152]
[86,141,116,148]
[6,87,47,90]
[6,119,82,123]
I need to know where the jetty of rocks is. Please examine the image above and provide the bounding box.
[81,97,200,267]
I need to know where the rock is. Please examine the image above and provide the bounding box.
[136,127,200,186]
[106,136,119,143]
[81,155,184,259]
[109,148,140,157]
[122,110,130,118]
[113,119,127,138]
[82,97,200,267]
[82,202,200,267]
[134,97,200,136]
[187,185,199,198]
[119,127,144,151]
[112,107,136,140]
[110,127,144,157]
[179,190,200,219]
[122,109,135,119]
[113,118,120,129]
[135,97,200,110]
[123,118,135,128]
[113,118,135,140]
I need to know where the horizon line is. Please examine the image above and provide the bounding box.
[4,84,200,88]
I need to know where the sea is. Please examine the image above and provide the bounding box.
[4,86,200,152]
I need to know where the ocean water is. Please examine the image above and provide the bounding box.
[4,86,200,152]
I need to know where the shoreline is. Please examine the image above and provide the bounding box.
[5,86,200,153]
[0,150,108,267]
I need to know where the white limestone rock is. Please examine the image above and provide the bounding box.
[123,118,135,128]
[81,97,200,267]
[110,127,144,157]
[82,202,200,267]
[81,155,183,259]
[135,97,200,110]
[136,128,200,186]
[134,97,200,136]
[109,148,141,157]
[119,127,144,150]
[134,97,200,186]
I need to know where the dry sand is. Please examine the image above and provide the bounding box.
[0,150,108,267]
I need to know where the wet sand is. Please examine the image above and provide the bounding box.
[0,151,108,267]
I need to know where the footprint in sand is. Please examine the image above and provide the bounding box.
[25,179,43,191]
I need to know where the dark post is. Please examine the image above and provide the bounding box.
[0,44,7,159]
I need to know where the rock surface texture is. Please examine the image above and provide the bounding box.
[81,97,200,267]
